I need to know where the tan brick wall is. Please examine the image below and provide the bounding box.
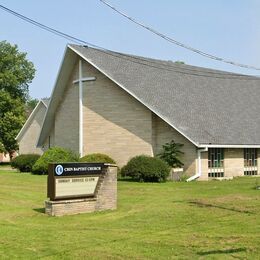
[152,114,197,177]
[18,103,46,155]
[200,151,209,181]
[42,126,55,152]
[54,63,79,153]
[201,148,246,180]
[81,60,153,166]
[224,148,244,177]
[95,166,117,211]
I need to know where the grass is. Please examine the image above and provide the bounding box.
[0,169,259,259]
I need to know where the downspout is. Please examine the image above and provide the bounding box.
[79,59,83,157]
[186,147,208,182]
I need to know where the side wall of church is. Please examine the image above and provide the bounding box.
[18,103,46,155]
[54,63,80,153]
[81,60,153,166]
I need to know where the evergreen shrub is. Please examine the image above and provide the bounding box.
[79,153,116,164]
[121,155,170,182]
[157,140,184,168]
[32,147,79,175]
[11,154,40,172]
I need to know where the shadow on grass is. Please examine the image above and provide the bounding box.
[197,247,246,256]
[189,201,253,214]
[33,208,45,214]
[117,177,143,182]
[0,162,11,166]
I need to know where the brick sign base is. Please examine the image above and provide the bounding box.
[45,165,117,216]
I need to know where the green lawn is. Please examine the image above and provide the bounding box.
[0,170,259,259]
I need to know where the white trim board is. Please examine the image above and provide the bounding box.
[198,144,260,148]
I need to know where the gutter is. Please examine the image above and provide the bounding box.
[186,147,208,182]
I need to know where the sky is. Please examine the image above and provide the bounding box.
[0,0,260,99]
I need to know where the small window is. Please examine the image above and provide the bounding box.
[208,148,224,178]
[244,148,258,175]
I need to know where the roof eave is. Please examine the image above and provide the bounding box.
[198,144,260,148]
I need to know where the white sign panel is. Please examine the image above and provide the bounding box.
[56,177,99,197]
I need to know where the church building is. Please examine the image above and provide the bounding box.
[36,44,260,181]
[16,98,49,155]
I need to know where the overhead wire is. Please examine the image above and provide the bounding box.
[0,3,259,80]
[100,0,260,71]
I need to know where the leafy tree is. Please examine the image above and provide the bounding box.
[0,91,25,156]
[0,142,5,153]
[0,41,35,102]
[157,140,184,168]
[0,41,35,156]
[0,111,25,156]
[174,61,185,64]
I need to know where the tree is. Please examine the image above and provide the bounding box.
[157,140,184,168]
[0,111,25,156]
[174,61,185,65]
[0,91,25,156]
[0,41,35,102]
[0,41,35,157]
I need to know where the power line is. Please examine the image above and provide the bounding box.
[100,0,260,71]
[0,3,259,80]
[0,4,91,46]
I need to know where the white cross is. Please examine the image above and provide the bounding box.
[73,59,96,157]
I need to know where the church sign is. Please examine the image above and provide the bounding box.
[48,163,105,200]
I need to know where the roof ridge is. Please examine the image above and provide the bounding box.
[69,44,260,79]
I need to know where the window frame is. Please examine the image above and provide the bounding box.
[244,148,258,176]
[208,148,224,178]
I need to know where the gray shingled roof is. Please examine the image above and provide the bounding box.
[70,45,260,146]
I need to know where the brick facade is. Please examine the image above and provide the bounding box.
[81,60,153,166]
[54,65,79,153]
[224,148,244,177]
[200,148,260,180]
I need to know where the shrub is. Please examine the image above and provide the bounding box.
[79,153,116,164]
[32,147,79,175]
[11,154,40,172]
[121,155,170,182]
[157,140,184,168]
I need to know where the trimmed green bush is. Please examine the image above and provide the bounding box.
[11,154,40,172]
[79,153,116,164]
[32,147,79,175]
[121,155,170,182]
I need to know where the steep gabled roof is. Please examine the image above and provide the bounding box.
[37,45,260,147]
[16,99,49,141]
